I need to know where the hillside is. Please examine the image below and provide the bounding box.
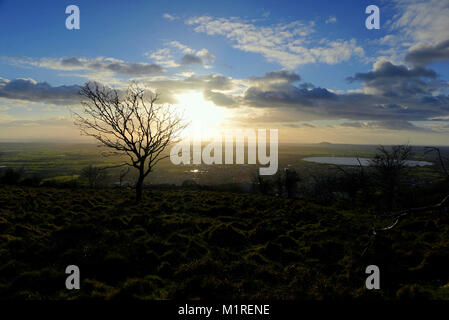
[0,186,448,299]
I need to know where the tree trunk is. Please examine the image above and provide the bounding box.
[136,174,144,202]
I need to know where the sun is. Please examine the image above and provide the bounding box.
[174,91,231,140]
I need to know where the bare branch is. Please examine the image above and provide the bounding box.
[72,81,188,201]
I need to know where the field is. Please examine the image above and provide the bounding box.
[1,185,448,300]
[0,142,443,187]
[1,142,449,300]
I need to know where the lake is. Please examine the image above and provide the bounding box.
[302,157,433,167]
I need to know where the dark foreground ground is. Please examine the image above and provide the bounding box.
[0,186,448,300]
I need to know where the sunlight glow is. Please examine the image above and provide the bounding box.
[174,91,232,140]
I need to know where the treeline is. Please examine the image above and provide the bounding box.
[253,145,449,212]
[1,145,448,212]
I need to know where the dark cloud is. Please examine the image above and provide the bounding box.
[203,90,237,107]
[347,61,440,98]
[284,123,316,128]
[181,54,203,65]
[348,61,437,81]
[375,103,407,110]
[243,84,336,107]
[235,61,449,122]
[340,120,431,132]
[89,61,163,76]
[0,78,81,105]
[205,75,233,90]
[375,120,429,131]
[2,58,449,125]
[60,57,84,67]
[250,70,301,83]
[340,122,364,128]
[405,39,449,66]
[420,95,449,106]
[4,56,165,76]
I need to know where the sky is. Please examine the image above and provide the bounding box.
[0,0,449,144]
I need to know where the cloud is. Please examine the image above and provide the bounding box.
[134,60,449,123]
[340,120,431,132]
[218,59,449,123]
[0,118,74,128]
[203,90,237,107]
[146,48,180,68]
[325,16,337,24]
[146,42,216,69]
[4,56,164,76]
[196,49,216,65]
[168,41,195,54]
[185,16,364,69]
[284,122,316,128]
[347,60,442,97]
[127,74,235,104]
[309,39,364,65]
[163,13,179,21]
[181,54,203,65]
[249,70,301,84]
[371,0,449,67]
[390,0,449,44]
[243,84,336,108]
[405,39,449,66]
[0,78,81,105]
[2,57,448,126]
[348,60,437,81]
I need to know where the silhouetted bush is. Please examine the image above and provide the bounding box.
[0,168,23,185]
[80,165,107,188]
[20,175,42,187]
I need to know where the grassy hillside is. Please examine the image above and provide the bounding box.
[0,185,448,300]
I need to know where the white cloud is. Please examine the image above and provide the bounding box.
[185,16,364,69]
[146,41,216,69]
[391,0,449,45]
[167,41,195,54]
[196,48,216,65]
[145,48,180,68]
[5,56,164,76]
[325,16,337,24]
[309,39,364,64]
[163,13,179,21]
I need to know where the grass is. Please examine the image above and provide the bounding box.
[1,185,448,300]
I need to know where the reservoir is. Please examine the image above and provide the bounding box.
[302,157,433,167]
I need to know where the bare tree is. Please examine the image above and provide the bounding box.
[425,146,449,179]
[118,167,130,188]
[80,164,106,188]
[370,144,412,210]
[73,82,187,202]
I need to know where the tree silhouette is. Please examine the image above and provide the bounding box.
[73,82,187,202]
[370,144,411,210]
